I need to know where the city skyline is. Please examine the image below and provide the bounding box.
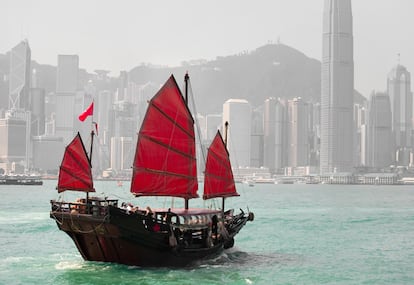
[2,0,414,98]
[1,1,414,178]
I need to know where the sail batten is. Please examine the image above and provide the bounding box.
[57,133,94,193]
[203,131,239,200]
[150,101,195,139]
[130,75,198,199]
[140,134,197,160]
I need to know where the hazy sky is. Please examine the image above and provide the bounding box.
[2,0,414,97]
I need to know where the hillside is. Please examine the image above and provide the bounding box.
[129,44,323,114]
[1,43,365,114]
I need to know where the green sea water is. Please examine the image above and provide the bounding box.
[1,180,414,284]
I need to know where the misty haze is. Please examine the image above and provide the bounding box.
[0,0,413,184]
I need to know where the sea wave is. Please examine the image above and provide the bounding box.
[55,261,84,270]
[0,211,48,225]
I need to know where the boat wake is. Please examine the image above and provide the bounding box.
[196,248,304,269]
[55,261,84,270]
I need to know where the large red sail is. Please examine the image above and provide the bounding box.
[203,131,239,200]
[57,133,94,193]
[130,75,198,199]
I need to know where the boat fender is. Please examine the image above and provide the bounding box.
[218,222,230,239]
[169,234,178,247]
[248,212,255,221]
[168,225,178,247]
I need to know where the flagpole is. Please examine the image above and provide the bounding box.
[89,100,95,167]
[78,100,95,212]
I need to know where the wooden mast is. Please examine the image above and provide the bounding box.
[184,72,190,210]
[86,104,95,212]
[222,121,229,214]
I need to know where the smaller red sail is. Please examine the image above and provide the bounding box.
[57,133,94,193]
[203,131,239,200]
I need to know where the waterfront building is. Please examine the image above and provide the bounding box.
[367,92,393,169]
[387,64,412,165]
[263,97,287,173]
[30,88,46,136]
[354,103,367,166]
[205,114,222,142]
[320,0,354,174]
[32,136,64,172]
[250,106,264,168]
[110,136,133,172]
[310,103,321,167]
[0,116,27,173]
[287,97,310,167]
[223,99,251,168]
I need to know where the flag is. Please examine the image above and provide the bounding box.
[78,102,94,122]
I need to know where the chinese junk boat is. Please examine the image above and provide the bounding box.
[50,74,254,267]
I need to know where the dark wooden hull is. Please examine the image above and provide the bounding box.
[50,205,251,267]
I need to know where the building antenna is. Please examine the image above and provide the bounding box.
[397,53,401,65]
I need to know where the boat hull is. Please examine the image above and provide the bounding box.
[50,206,229,267]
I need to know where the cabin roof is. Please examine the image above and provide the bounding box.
[153,208,221,216]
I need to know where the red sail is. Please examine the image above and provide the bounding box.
[130,75,198,199]
[203,131,239,199]
[57,133,94,193]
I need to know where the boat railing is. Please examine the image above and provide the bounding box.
[51,198,118,217]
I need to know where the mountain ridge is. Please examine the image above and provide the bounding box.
[0,43,365,114]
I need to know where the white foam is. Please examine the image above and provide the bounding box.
[55,261,83,270]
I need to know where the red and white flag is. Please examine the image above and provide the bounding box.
[78,102,94,122]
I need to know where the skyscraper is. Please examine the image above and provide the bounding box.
[287,97,310,167]
[367,91,393,168]
[56,55,79,94]
[263,97,287,173]
[9,40,31,110]
[387,64,412,165]
[222,99,251,168]
[55,55,79,144]
[320,0,354,174]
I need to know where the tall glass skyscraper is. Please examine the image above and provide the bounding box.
[387,65,412,149]
[263,97,287,173]
[9,40,31,110]
[320,0,354,174]
[55,55,79,144]
[222,99,251,168]
[367,92,393,168]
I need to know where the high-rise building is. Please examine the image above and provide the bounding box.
[110,136,133,172]
[55,55,79,144]
[0,117,27,173]
[354,104,367,166]
[32,136,64,172]
[263,98,287,173]
[250,106,264,168]
[287,97,310,167]
[205,114,222,142]
[320,0,354,174]
[56,55,79,94]
[387,64,412,166]
[367,91,393,168]
[30,88,46,136]
[9,40,31,110]
[117,71,128,101]
[222,99,251,168]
